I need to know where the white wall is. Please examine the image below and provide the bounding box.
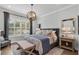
[38,5,78,28]
[38,5,79,50]
[0,11,4,31]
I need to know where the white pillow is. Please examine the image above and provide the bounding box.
[41,30,46,35]
[36,30,42,35]
[51,31,57,38]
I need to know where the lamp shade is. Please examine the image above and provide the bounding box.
[27,11,36,21]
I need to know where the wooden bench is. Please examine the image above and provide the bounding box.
[11,41,35,55]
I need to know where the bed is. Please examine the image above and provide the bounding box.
[24,28,59,54]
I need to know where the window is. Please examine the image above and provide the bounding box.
[9,15,30,36]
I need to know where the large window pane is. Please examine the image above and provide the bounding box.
[9,14,30,36]
[15,22,20,27]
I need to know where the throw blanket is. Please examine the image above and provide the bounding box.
[30,35,50,54]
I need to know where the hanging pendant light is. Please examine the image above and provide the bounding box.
[27,4,37,21]
[26,4,37,35]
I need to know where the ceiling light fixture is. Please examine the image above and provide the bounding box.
[27,4,37,21]
[26,4,37,35]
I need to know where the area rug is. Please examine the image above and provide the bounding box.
[46,47,64,55]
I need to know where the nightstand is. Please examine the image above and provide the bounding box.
[60,37,75,51]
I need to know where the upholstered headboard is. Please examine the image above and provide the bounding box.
[40,28,60,45]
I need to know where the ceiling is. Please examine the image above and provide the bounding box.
[0,4,73,17]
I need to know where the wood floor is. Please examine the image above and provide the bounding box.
[61,49,78,55]
[0,46,78,55]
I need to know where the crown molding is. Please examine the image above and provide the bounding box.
[0,5,77,18]
[40,5,77,17]
[0,6,26,18]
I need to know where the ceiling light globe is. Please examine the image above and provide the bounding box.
[27,11,37,21]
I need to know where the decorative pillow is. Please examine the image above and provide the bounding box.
[47,32,52,37]
[36,30,42,35]
[47,30,57,42]
[41,30,47,35]
[51,31,57,38]
[46,30,52,36]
